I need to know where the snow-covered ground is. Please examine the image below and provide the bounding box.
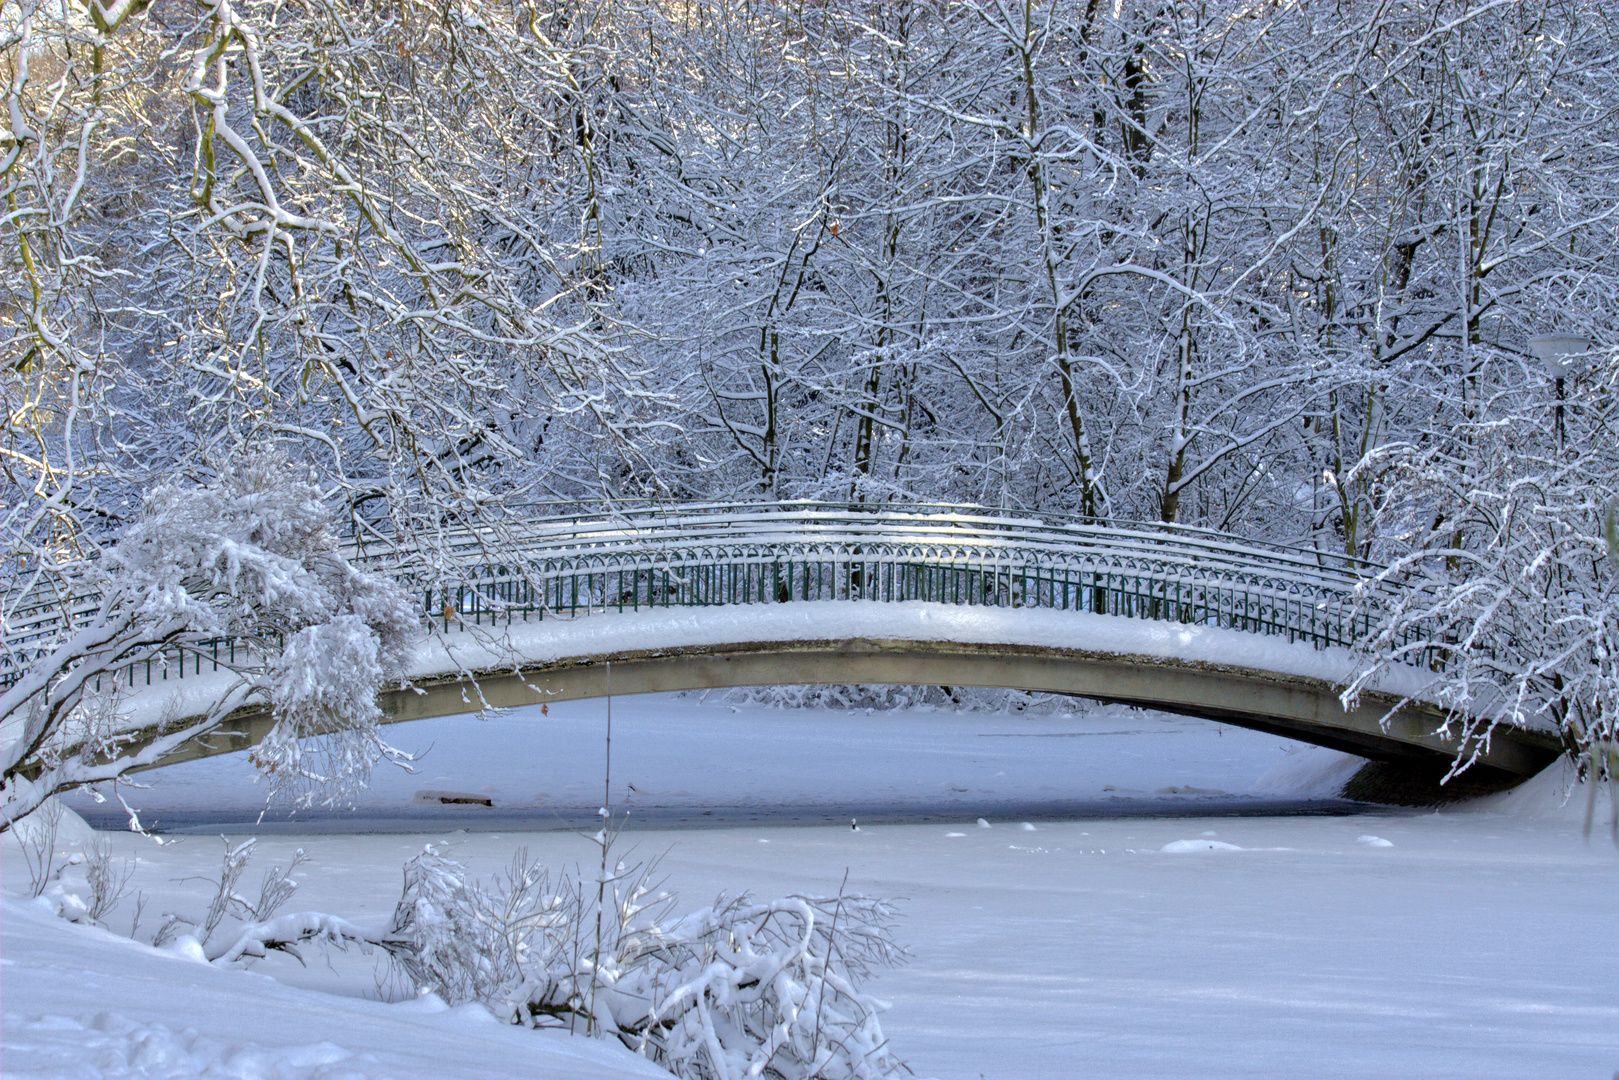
[2,892,668,1080]
[8,694,1619,1079]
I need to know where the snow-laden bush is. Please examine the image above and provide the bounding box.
[390,848,908,1080]
[0,456,422,827]
[26,831,910,1077]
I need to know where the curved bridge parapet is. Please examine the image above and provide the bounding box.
[3,503,1557,780]
[393,502,1410,655]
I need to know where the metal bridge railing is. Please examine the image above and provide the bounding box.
[1,503,1424,695]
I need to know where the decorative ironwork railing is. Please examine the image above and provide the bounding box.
[1,502,1421,694]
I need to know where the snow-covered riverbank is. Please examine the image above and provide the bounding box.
[8,696,1618,1079]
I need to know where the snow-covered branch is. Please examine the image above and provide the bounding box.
[1,457,420,827]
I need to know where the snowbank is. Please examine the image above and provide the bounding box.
[1160,838,1244,852]
[0,894,669,1080]
[1247,746,1619,822]
[1460,757,1618,826]
[1248,745,1365,799]
[5,798,98,849]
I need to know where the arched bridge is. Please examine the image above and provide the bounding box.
[5,503,1562,782]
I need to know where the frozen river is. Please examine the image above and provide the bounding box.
[64,692,1366,833]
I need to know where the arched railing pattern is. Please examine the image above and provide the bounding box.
[1,502,1432,693]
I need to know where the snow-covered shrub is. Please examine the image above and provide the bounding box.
[26,827,135,928]
[390,848,908,1080]
[82,836,136,924]
[133,838,403,966]
[8,795,64,896]
[149,838,298,950]
[388,847,580,1011]
[0,456,422,827]
[24,834,909,1075]
[621,893,907,1080]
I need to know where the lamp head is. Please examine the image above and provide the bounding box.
[1528,333,1592,379]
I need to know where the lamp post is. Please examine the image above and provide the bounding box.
[1528,332,1591,450]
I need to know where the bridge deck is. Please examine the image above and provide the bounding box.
[132,601,1557,779]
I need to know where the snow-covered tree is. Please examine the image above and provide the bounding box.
[0,456,420,828]
[1329,3,1619,804]
[1346,349,1619,802]
[1,0,644,662]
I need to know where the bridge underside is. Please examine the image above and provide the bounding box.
[162,637,1558,782]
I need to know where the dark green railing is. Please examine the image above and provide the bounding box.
[422,542,1377,653]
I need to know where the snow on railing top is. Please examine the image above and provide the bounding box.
[361,501,1373,588]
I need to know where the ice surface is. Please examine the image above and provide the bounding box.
[61,692,1348,831]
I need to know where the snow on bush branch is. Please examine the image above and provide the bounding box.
[40,833,910,1080]
[391,848,908,1080]
[0,457,421,829]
